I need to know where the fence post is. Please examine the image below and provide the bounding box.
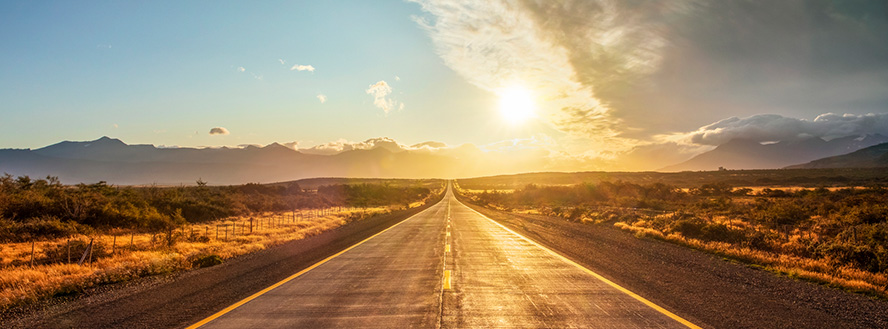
[130,232,134,250]
[250,217,253,233]
[112,235,117,255]
[30,241,35,268]
[67,239,71,263]
[216,225,219,240]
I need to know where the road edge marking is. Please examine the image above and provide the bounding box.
[462,204,702,329]
[186,200,445,329]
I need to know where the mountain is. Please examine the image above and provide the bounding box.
[0,137,545,185]
[660,134,888,172]
[786,142,888,169]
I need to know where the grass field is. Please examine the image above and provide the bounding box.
[0,206,393,310]
[455,176,888,299]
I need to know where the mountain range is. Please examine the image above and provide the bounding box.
[659,134,888,172]
[787,142,888,169]
[0,137,555,185]
[3,135,887,185]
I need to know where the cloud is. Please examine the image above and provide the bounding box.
[300,137,410,155]
[317,94,327,104]
[237,67,246,72]
[209,127,230,135]
[366,80,401,113]
[281,141,299,150]
[673,113,888,146]
[409,0,669,147]
[278,59,286,65]
[290,64,315,72]
[112,123,118,129]
[395,76,401,81]
[409,0,888,150]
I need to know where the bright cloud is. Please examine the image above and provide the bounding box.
[317,94,327,104]
[672,113,888,146]
[209,127,230,135]
[290,64,315,72]
[236,67,245,72]
[366,80,399,113]
[409,0,676,149]
[409,0,888,155]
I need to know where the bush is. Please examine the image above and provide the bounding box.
[0,217,90,242]
[41,239,109,265]
[191,254,223,268]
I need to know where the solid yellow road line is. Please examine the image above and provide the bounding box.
[446,231,450,237]
[186,202,440,329]
[445,244,451,252]
[443,270,452,290]
[463,205,702,329]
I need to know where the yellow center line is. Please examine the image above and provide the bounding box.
[443,270,452,290]
[185,202,441,329]
[445,244,451,252]
[446,231,450,237]
[463,205,701,329]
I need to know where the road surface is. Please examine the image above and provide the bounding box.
[192,186,695,328]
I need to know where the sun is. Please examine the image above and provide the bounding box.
[498,85,536,125]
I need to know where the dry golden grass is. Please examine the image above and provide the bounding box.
[614,221,888,298]
[0,206,398,310]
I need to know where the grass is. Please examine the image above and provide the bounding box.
[0,206,397,310]
[613,221,888,299]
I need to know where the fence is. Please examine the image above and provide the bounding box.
[1,206,374,269]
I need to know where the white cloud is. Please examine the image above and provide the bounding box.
[237,67,246,72]
[209,127,230,135]
[317,94,327,104]
[395,76,401,81]
[408,0,673,149]
[290,64,315,72]
[278,59,286,65]
[366,80,400,113]
[281,141,299,150]
[673,113,888,146]
[300,137,409,155]
[112,123,118,129]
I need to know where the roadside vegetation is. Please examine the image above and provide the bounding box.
[0,174,443,310]
[456,180,888,299]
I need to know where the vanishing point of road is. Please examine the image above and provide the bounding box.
[190,184,697,328]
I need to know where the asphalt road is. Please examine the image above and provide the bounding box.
[195,186,692,328]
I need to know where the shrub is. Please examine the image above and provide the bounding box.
[191,254,223,268]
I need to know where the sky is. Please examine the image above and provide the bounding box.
[2,0,887,171]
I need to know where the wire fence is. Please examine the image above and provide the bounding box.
[1,206,375,269]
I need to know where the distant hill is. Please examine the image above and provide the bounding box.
[660,134,888,172]
[786,142,888,169]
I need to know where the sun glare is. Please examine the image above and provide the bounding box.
[498,85,536,125]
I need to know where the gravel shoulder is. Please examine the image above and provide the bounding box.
[458,197,888,329]
[0,197,442,329]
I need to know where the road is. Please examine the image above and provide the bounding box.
[193,185,695,328]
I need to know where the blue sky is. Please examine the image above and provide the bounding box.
[2,1,887,171]
[0,0,549,149]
